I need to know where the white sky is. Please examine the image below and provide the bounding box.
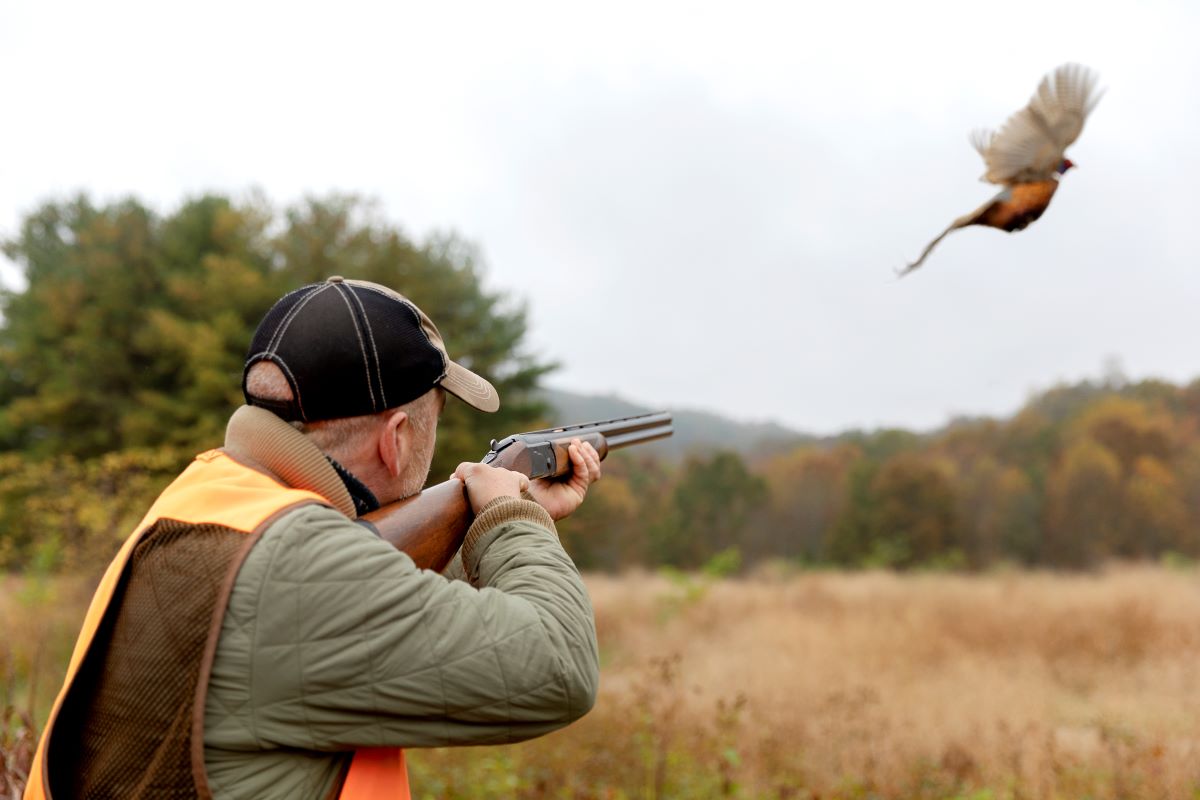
[1,0,1197,434]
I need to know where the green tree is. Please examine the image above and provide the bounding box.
[0,193,550,480]
[652,451,767,568]
[827,454,961,568]
[270,196,551,479]
[826,458,880,565]
[0,194,553,569]
[0,195,280,456]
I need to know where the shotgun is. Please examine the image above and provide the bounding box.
[362,412,673,571]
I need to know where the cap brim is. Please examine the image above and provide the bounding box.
[439,361,500,412]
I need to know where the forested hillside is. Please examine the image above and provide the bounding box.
[550,377,1200,571]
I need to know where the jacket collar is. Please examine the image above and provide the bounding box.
[223,405,357,519]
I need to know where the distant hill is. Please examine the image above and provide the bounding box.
[537,387,816,461]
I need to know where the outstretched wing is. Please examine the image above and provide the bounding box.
[973,63,1103,185]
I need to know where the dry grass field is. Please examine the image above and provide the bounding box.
[5,566,1200,799]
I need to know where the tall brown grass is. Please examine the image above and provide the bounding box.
[5,566,1200,798]
[413,565,1200,799]
[0,574,94,799]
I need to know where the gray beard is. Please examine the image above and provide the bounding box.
[397,431,437,500]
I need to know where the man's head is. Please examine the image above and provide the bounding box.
[242,277,498,503]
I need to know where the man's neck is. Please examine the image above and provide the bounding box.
[326,457,381,516]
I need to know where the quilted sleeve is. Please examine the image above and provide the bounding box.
[204,501,599,752]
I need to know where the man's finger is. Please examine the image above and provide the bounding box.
[578,443,600,480]
[566,442,599,486]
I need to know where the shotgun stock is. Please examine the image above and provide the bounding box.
[362,412,673,571]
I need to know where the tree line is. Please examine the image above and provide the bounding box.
[3,193,1198,573]
[559,376,1200,571]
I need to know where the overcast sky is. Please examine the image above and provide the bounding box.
[1,0,1196,434]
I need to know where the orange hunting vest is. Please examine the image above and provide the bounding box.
[24,449,410,800]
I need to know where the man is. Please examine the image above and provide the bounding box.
[26,276,602,799]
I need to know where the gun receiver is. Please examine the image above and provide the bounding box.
[363,412,673,571]
[482,411,673,479]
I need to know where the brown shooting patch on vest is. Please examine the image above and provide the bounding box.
[47,519,256,799]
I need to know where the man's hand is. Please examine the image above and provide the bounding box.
[527,439,602,521]
[452,462,530,514]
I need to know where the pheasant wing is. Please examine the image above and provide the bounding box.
[974,63,1102,185]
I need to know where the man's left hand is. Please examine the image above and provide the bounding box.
[527,438,602,521]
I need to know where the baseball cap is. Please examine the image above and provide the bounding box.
[242,276,499,421]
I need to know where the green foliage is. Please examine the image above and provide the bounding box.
[0,193,549,476]
[0,448,189,570]
[826,458,880,566]
[0,193,552,571]
[652,451,767,568]
[702,546,742,578]
[0,195,279,457]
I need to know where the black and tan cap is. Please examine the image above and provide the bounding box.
[242,276,499,421]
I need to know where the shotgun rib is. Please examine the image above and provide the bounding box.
[363,411,673,571]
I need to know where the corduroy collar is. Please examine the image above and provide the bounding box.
[222,405,357,519]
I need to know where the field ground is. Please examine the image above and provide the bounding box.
[5,566,1200,799]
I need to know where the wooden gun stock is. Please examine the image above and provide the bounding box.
[361,412,672,572]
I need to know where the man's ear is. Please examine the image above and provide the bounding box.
[378,409,410,478]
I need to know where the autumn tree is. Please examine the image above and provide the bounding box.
[1075,397,1172,473]
[1043,438,1122,567]
[958,458,1040,567]
[555,453,666,571]
[1122,455,1190,557]
[869,453,963,567]
[758,445,858,562]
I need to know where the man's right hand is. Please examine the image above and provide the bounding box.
[452,462,531,514]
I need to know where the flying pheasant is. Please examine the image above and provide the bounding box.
[899,63,1103,277]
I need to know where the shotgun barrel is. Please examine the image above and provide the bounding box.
[363,411,674,571]
[482,411,673,479]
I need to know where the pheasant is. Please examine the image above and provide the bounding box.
[899,63,1103,277]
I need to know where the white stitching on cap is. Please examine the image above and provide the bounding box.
[269,284,328,354]
[401,299,448,378]
[332,283,378,411]
[272,356,309,420]
[349,283,449,379]
[246,353,308,420]
[345,284,388,409]
[267,286,317,353]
